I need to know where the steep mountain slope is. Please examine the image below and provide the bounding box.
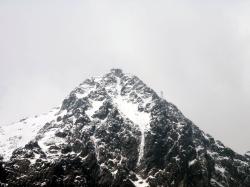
[0,108,59,160]
[0,69,249,187]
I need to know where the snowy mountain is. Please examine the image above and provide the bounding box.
[0,69,250,187]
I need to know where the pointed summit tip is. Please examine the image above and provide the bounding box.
[110,68,124,77]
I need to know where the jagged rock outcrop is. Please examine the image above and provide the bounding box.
[0,156,7,187]
[0,69,249,187]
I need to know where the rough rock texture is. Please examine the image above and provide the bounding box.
[0,157,7,187]
[0,69,250,187]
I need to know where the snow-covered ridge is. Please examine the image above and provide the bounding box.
[0,108,59,160]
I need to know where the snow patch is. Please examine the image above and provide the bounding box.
[215,165,226,174]
[188,159,196,167]
[132,175,150,187]
[38,129,65,160]
[86,100,103,119]
[111,169,118,176]
[195,145,203,152]
[176,122,185,128]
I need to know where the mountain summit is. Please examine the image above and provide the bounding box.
[0,69,250,187]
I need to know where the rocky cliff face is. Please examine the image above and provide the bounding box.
[0,69,250,187]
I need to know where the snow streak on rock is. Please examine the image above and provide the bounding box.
[112,77,151,165]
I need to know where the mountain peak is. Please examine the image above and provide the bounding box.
[110,68,124,77]
[1,70,250,187]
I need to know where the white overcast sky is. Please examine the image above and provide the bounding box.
[0,0,249,154]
